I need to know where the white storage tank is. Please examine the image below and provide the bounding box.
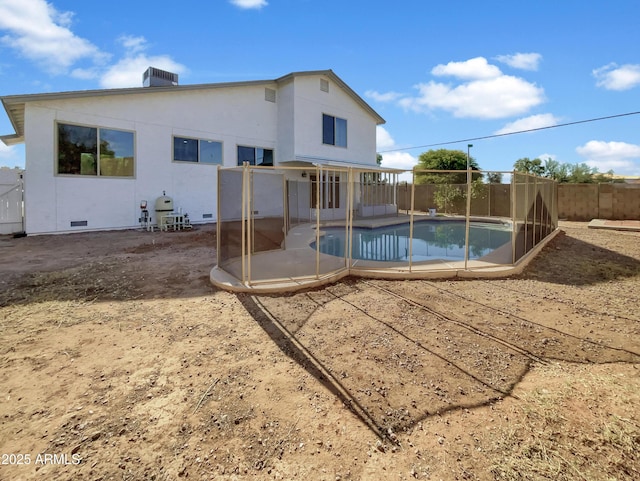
[155,192,174,228]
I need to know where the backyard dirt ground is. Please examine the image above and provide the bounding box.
[0,221,639,481]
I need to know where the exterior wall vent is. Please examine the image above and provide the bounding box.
[70,220,88,227]
[143,67,179,87]
[320,78,329,92]
[202,213,213,219]
[265,88,276,103]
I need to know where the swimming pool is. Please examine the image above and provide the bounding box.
[313,220,512,262]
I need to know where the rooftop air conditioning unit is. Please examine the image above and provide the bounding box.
[143,67,179,87]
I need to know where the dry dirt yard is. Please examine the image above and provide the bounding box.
[0,221,639,481]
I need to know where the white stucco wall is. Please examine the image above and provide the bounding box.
[23,84,278,234]
[276,79,296,163]
[290,75,378,166]
[19,73,380,234]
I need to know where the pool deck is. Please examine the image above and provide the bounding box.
[211,216,561,293]
[588,219,640,232]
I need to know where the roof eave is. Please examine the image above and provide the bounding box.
[1,98,25,142]
[0,133,23,146]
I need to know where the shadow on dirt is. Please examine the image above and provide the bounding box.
[239,291,528,440]
[238,278,640,441]
[522,230,640,285]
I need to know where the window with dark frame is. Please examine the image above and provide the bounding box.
[237,146,273,166]
[322,114,347,147]
[173,137,223,164]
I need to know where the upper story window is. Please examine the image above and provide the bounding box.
[174,136,223,164]
[322,114,347,148]
[237,146,273,166]
[57,123,134,177]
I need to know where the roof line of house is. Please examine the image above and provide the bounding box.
[1,69,385,146]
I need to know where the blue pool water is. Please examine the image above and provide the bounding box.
[312,220,511,262]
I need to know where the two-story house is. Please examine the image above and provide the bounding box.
[1,68,385,234]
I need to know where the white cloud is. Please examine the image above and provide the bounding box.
[69,36,186,89]
[230,0,268,9]
[365,90,403,103]
[380,151,417,171]
[0,143,24,169]
[375,57,545,119]
[495,53,542,71]
[0,3,185,89]
[376,126,395,150]
[576,140,640,175]
[431,57,502,80]
[0,0,108,74]
[0,141,13,158]
[402,74,545,119]
[100,58,186,89]
[494,113,560,135]
[376,127,416,181]
[118,35,147,55]
[593,63,640,91]
[537,153,557,162]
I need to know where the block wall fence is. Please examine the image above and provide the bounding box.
[398,183,640,221]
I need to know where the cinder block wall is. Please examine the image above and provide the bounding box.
[557,184,640,220]
[397,183,640,221]
[557,184,600,221]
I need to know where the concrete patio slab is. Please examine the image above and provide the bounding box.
[588,219,640,232]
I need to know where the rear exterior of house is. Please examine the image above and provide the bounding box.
[0,69,384,234]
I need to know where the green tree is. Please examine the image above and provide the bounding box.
[433,178,487,214]
[515,156,620,183]
[433,184,464,213]
[376,153,382,166]
[414,149,481,185]
[513,157,545,176]
[568,163,599,183]
[543,158,569,182]
[486,172,503,184]
[594,169,618,183]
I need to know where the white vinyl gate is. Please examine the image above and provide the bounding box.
[0,169,24,235]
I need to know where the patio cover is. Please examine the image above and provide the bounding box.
[279,156,403,173]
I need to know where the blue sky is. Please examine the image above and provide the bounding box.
[1,0,639,177]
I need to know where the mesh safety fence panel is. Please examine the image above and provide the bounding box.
[217,169,244,281]
[349,170,408,271]
[525,175,540,254]
[513,172,529,262]
[417,171,473,265]
[215,166,556,287]
[313,168,350,277]
[467,174,513,266]
[247,170,286,283]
